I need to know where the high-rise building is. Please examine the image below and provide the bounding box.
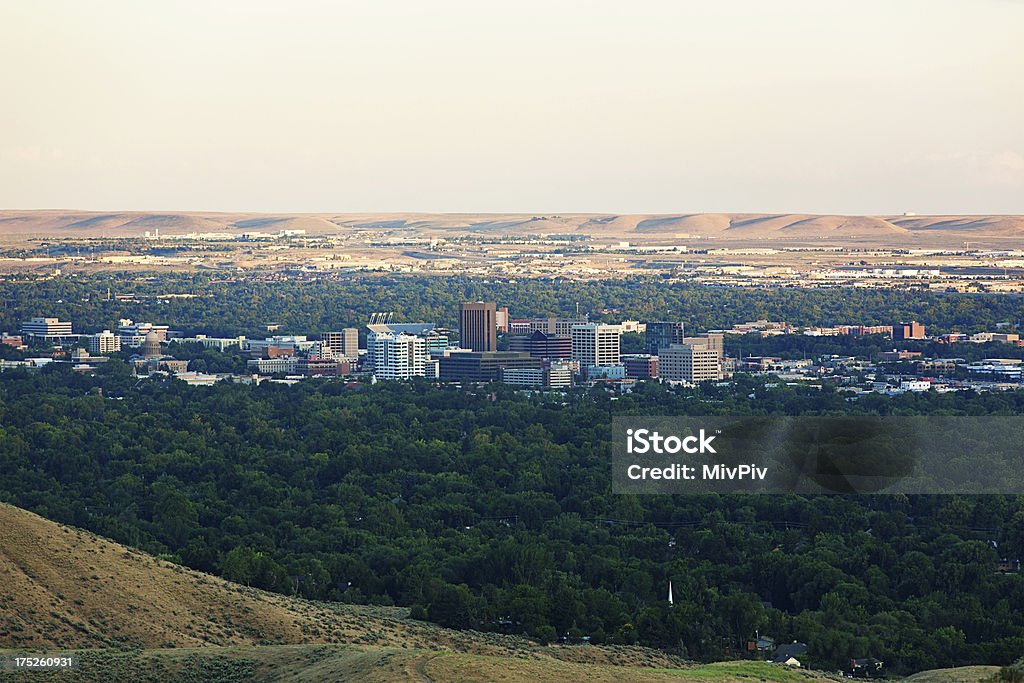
[530,317,589,336]
[460,302,497,352]
[508,331,573,359]
[366,322,439,372]
[86,330,121,355]
[683,333,724,356]
[422,332,450,356]
[659,343,723,383]
[645,321,685,355]
[372,333,426,380]
[323,328,359,360]
[20,317,73,340]
[571,323,622,367]
[893,321,926,340]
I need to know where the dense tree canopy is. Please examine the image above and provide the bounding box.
[2,273,1022,340]
[0,363,1022,673]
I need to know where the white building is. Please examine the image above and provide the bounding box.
[178,335,247,351]
[117,319,170,342]
[86,330,121,355]
[174,371,222,386]
[246,357,298,375]
[372,333,426,380]
[546,363,573,389]
[501,363,574,389]
[571,323,622,367]
[501,367,546,388]
[20,317,73,340]
[659,343,723,383]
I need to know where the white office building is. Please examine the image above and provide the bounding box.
[117,319,170,343]
[546,363,573,389]
[20,317,73,340]
[246,357,298,375]
[86,330,121,355]
[178,335,247,351]
[372,333,426,380]
[570,323,622,367]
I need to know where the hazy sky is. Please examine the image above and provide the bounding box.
[1,0,1022,215]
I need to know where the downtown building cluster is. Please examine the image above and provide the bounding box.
[361,302,725,389]
[12,308,1024,393]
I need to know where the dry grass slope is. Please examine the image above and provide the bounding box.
[901,665,1002,683]
[0,502,691,666]
[0,503,857,681]
[0,645,847,683]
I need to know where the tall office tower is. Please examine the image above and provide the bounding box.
[644,321,685,355]
[659,343,723,383]
[893,321,926,340]
[324,328,359,360]
[683,332,724,356]
[529,317,589,336]
[372,333,426,380]
[570,323,622,367]
[460,302,497,352]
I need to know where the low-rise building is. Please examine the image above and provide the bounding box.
[439,351,541,383]
[247,357,298,375]
[1,333,25,350]
[20,317,74,341]
[179,335,247,351]
[622,354,658,379]
[585,364,627,380]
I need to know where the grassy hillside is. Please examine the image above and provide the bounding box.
[0,502,686,664]
[902,666,1001,683]
[0,502,852,681]
[0,645,844,683]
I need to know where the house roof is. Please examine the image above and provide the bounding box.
[773,643,808,662]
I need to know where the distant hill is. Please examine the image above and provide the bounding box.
[1,210,1022,243]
